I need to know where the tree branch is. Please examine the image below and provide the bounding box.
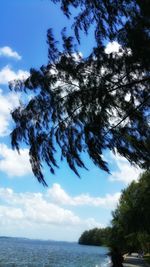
[104,94,150,138]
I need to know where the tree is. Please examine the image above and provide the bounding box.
[78,171,150,251]
[10,0,150,185]
[78,227,111,246]
[110,171,150,252]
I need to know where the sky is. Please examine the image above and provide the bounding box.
[0,0,142,242]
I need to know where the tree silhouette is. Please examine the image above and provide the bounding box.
[10,0,150,185]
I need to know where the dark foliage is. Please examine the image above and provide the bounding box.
[79,171,150,253]
[10,1,150,185]
[78,227,111,246]
[110,248,124,267]
[110,171,150,252]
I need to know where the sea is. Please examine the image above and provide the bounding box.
[0,237,110,267]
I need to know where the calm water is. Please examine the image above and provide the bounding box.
[0,237,110,267]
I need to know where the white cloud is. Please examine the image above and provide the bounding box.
[47,183,121,208]
[0,187,80,226]
[109,152,142,184]
[0,187,102,241]
[0,144,31,177]
[0,65,29,85]
[0,46,21,60]
[105,41,121,54]
[0,89,20,136]
[0,205,24,221]
[105,41,131,57]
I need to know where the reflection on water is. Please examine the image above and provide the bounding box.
[0,237,110,267]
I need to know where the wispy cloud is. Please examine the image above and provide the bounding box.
[109,152,142,184]
[0,144,31,177]
[47,183,121,208]
[0,89,20,136]
[0,46,21,60]
[0,65,29,85]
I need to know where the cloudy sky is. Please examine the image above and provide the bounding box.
[0,0,142,242]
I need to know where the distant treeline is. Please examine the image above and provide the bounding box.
[78,227,111,246]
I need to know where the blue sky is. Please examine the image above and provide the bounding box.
[0,0,141,241]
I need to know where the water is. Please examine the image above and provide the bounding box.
[0,237,110,267]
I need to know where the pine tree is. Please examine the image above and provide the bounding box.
[10,0,150,185]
